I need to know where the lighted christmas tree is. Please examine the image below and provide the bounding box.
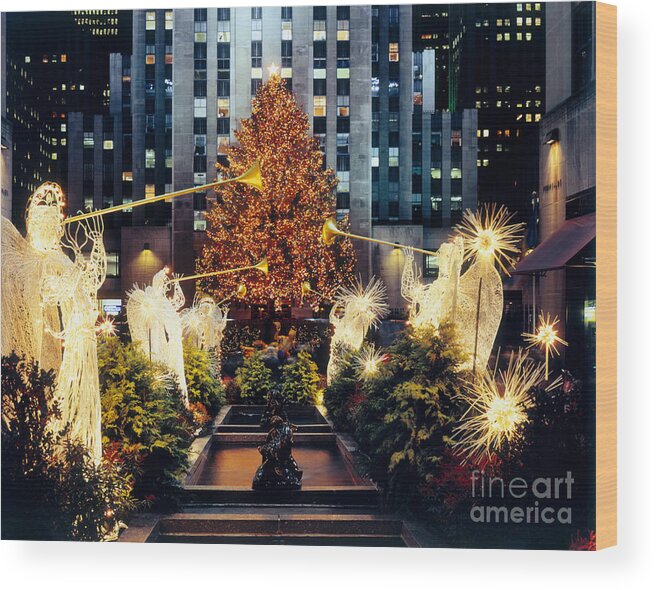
[197,73,356,309]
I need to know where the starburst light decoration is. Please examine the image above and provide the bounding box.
[96,316,117,338]
[327,277,389,384]
[453,349,544,463]
[455,203,524,276]
[353,343,385,381]
[522,312,568,380]
[127,268,189,407]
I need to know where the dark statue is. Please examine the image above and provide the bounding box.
[252,416,303,490]
[260,385,288,429]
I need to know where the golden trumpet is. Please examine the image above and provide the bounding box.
[217,283,248,305]
[300,281,331,303]
[64,161,263,224]
[322,216,438,257]
[172,257,268,283]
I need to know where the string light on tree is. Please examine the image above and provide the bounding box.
[197,72,356,309]
[522,312,568,380]
[454,349,544,463]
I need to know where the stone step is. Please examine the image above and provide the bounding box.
[183,485,380,508]
[159,513,403,536]
[156,533,407,547]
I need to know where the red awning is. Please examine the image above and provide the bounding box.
[512,213,596,275]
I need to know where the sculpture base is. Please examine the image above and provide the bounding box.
[252,461,303,490]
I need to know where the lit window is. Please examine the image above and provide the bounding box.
[146,11,156,30]
[451,130,462,147]
[217,136,230,155]
[389,147,399,167]
[106,252,120,278]
[517,33,523,40]
[282,20,292,41]
[483,129,490,137]
[51,152,57,160]
[165,11,173,30]
[483,159,489,167]
[313,69,326,80]
[103,140,113,150]
[313,96,326,117]
[337,68,350,79]
[517,17,523,26]
[526,17,533,26]
[145,184,155,198]
[146,54,155,65]
[430,168,441,179]
[24,56,30,63]
[517,3,522,10]
[504,33,510,41]
[60,54,67,63]
[337,20,349,40]
[313,21,326,41]
[217,98,229,117]
[388,42,399,62]
[535,17,542,26]
[194,97,207,118]
[526,32,532,41]
[451,167,462,179]
[145,149,155,168]
[83,132,94,147]
[122,171,133,181]
[535,114,542,122]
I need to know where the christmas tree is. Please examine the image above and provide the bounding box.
[197,73,356,309]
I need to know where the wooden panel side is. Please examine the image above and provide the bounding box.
[595,1,617,550]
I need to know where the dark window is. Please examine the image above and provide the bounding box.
[194,80,207,97]
[194,8,207,21]
[251,79,262,95]
[281,7,292,19]
[217,8,230,21]
[313,6,327,20]
[313,79,327,95]
[251,7,262,20]
[337,6,350,20]
[337,79,350,96]
[193,118,207,134]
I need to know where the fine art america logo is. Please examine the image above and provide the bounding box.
[470,470,575,525]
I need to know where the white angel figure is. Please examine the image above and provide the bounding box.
[40,216,107,464]
[1,183,68,372]
[127,268,189,406]
[181,294,229,374]
[327,277,389,384]
[401,237,465,334]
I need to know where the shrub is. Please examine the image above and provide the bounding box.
[183,340,225,416]
[235,352,275,404]
[97,338,196,510]
[280,351,321,404]
[1,353,135,541]
[324,325,466,511]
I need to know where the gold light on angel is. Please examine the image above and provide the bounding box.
[353,343,385,381]
[454,204,524,276]
[522,312,568,380]
[454,349,544,463]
